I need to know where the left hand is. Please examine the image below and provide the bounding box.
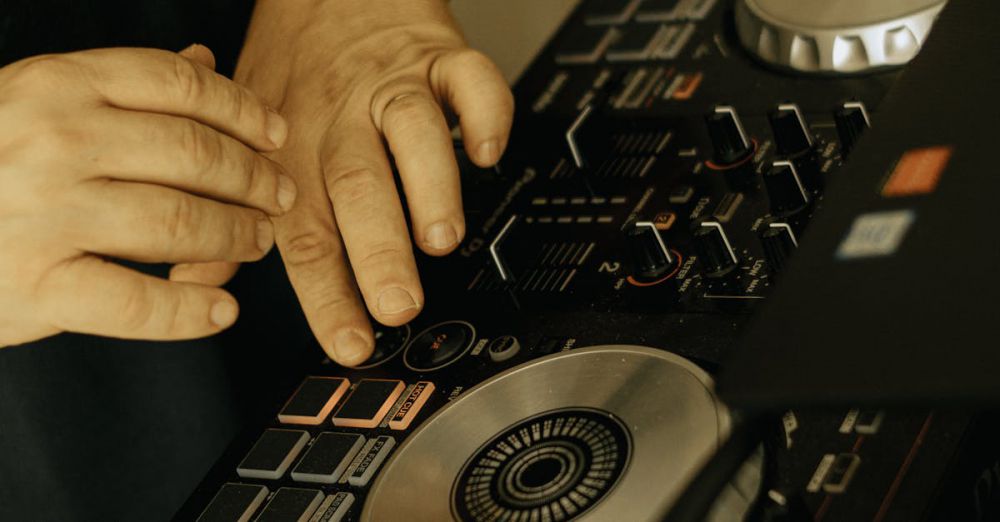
[231,0,514,365]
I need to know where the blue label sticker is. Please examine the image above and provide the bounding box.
[836,210,916,260]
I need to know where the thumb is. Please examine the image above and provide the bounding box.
[178,43,217,71]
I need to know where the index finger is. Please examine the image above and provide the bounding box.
[74,47,287,152]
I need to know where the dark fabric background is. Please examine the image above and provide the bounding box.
[0,1,322,520]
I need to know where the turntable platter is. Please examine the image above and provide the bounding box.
[361,345,749,521]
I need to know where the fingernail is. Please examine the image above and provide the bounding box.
[265,108,288,148]
[332,330,371,366]
[277,175,297,212]
[210,300,238,327]
[425,221,458,250]
[477,139,499,165]
[256,219,273,252]
[377,287,418,315]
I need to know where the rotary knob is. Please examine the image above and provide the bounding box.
[705,105,755,168]
[625,220,679,283]
[760,221,799,273]
[834,100,871,158]
[735,0,946,74]
[764,160,810,216]
[768,103,815,158]
[692,220,739,277]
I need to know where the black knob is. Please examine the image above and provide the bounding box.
[566,103,612,170]
[705,105,753,166]
[768,103,815,157]
[760,221,799,273]
[692,220,739,277]
[834,101,871,158]
[764,160,810,216]
[626,221,677,281]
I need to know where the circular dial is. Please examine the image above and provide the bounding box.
[453,408,630,521]
[735,0,947,73]
[360,345,748,522]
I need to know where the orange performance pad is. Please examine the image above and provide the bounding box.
[332,379,405,429]
[277,377,350,425]
[882,145,953,197]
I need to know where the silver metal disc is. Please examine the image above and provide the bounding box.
[361,345,733,521]
[735,0,946,73]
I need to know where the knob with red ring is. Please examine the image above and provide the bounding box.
[704,105,758,170]
[624,220,682,287]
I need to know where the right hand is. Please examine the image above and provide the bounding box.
[0,45,297,348]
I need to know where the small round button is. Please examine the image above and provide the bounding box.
[487,336,521,363]
[404,321,477,372]
[355,324,410,369]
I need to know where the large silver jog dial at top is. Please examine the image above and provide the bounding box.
[735,0,947,73]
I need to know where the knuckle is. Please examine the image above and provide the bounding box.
[357,243,404,272]
[25,119,83,158]
[180,121,219,174]
[240,152,266,201]
[381,91,437,131]
[162,195,196,245]
[119,279,156,331]
[281,231,336,268]
[228,85,252,130]
[171,55,205,105]
[309,290,356,320]
[326,167,380,208]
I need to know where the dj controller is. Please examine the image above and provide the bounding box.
[175,1,1000,520]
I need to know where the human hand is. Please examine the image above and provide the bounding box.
[236,0,514,365]
[0,45,296,347]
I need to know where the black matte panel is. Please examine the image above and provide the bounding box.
[584,0,635,22]
[607,23,660,54]
[719,0,1000,407]
[280,378,345,417]
[334,380,401,421]
[238,429,305,474]
[292,433,363,477]
[637,0,681,16]
[197,483,265,522]
[556,24,614,56]
[256,488,322,522]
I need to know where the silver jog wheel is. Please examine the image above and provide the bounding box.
[361,345,747,521]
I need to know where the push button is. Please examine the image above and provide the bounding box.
[291,433,365,485]
[198,483,268,522]
[255,488,324,522]
[237,429,310,481]
[347,436,396,487]
[388,381,435,430]
[278,377,349,425]
[332,379,405,428]
[403,321,476,371]
[307,493,355,522]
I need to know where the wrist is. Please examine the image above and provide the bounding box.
[236,0,460,106]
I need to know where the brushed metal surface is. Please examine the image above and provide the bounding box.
[361,345,741,521]
[735,0,947,73]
